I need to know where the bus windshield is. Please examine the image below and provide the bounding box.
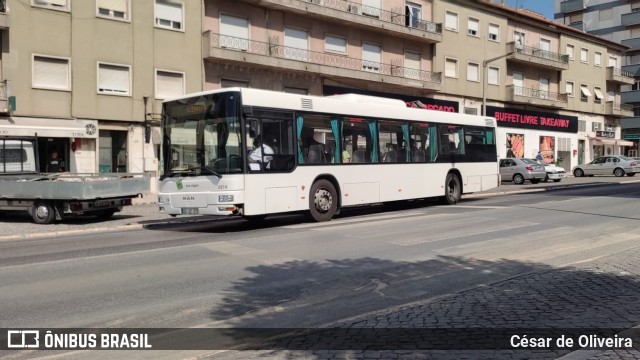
[161,92,242,179]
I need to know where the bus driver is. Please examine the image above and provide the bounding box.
[248,135,275,170]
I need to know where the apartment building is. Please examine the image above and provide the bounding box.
[555,0,640,156]
[202,0,630,170]
[0,0,202,195]
[0,0,629,185]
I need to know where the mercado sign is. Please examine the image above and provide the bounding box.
[486,106,578,134]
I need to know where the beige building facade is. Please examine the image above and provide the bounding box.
[0,0,632,188]
[0,0,203,196]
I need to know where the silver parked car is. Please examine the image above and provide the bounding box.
[535,160,566,182]
[499,158,546,184]
[572,156,639,177]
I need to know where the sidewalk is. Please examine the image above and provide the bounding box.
[1,176,638,241]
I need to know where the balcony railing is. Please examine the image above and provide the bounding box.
[607,66,635,85]
[560,0,586,13]
[606,102,634,117]
[508,43,570,64]
[207,33,442,85]
[513,86,567,102]
[622,10,640,26]
[248,0,441,40]
[621,37,640,51]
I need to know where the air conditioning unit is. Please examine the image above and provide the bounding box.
[306,0,322,4]
[348,4,361,14]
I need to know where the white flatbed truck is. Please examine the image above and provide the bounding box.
[0,137,149,224]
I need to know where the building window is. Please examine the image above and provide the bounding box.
[220,14,249,51]
[488,23,499,42]
[580,48,588,63]
[405,2,422,28]
[514,31,525,48]
[566,44,574,60]
[488,66,499,85]
[404,51,421,79]
[97,62,131,96]
[155,70,185,100]
[592,122,602,131]
[32,55,71,91]
[594,52,602,66]
[467,17,479,37]
[580,84,590,100]
[285,27,309,61]
[445,11,458,31]
[155,0,183,31]
[221,79,249,88]
[467,62,479,82]
[445,58,458,78]
[362,43,381,72]
[593,87,604,103]
[566,81,574,97]
[97,0,129,20]
[578,120,586,132]
[32,0,69,11]
[284,87,308,95]
[325,35,347,54]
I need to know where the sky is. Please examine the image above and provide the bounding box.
[505,0,555,19]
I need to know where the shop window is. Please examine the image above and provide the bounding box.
[99,130,128,173]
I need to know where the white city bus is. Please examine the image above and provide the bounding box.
[158,88,499,221]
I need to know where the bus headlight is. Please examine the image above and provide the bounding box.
[158,195,170,204]
[218,195,234,202]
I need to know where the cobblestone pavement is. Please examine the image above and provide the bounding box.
[212,247,640,360]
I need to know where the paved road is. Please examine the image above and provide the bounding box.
[1,175,638,241]
[1,182,640,359]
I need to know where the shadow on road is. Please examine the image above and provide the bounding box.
[201,254,640,358]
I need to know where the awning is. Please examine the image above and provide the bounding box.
[0,117,98,138]
[581,86,592,97]
[593,88,604,100]
[589,137,616,145]
[617,140,634,146]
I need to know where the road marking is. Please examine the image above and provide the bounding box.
[281,211,430,229]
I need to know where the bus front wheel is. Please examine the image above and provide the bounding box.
[442,173,461,205]
[307,179,338,222]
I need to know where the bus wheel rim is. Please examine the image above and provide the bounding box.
[447,180,457,199]
[314,189,332,212]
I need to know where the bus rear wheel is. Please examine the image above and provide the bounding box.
[442,173,461,205]
[307,179,337,222]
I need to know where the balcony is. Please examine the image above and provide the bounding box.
[607,67,635,85]
[621,117,640,130]
[605,102,634,117]
[560,0,586,13]
[506,42,570,71]
[622,90,640,104]
[568,21,584,31]
[234,0,441,43]
[622,10,640,26]
[506,85,567,108]
[203,32,442,92]
[621,37,640,52]
[0,0,7,30]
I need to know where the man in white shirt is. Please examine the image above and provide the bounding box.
[248,136,274,171]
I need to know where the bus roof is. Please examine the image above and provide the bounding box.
[164,87,495,128]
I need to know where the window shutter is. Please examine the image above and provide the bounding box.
[489,24,499,40]
[156,71,184,99]
[445,58,457,77]
[97,0,127,12]
[362,43,381,71]
[467,63,478,81]
[99,64,130,94]
[34,56,69,90]
[156,0,182,27]
[220,14,249,50]
[445,12,457,30]
[488,67,499,84]
[468,19,478,35]
[325,36,346,53]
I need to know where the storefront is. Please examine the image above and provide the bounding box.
[588,131,634,158]
[0,117,98,173]
[486,106,578,171]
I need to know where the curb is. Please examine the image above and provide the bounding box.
[0,223,145,243]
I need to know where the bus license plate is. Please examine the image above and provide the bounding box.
[182,208,199,215]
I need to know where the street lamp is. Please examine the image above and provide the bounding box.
[482,51,514,116]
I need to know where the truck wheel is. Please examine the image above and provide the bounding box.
[32,201,55,224]
[307,179,337,222]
